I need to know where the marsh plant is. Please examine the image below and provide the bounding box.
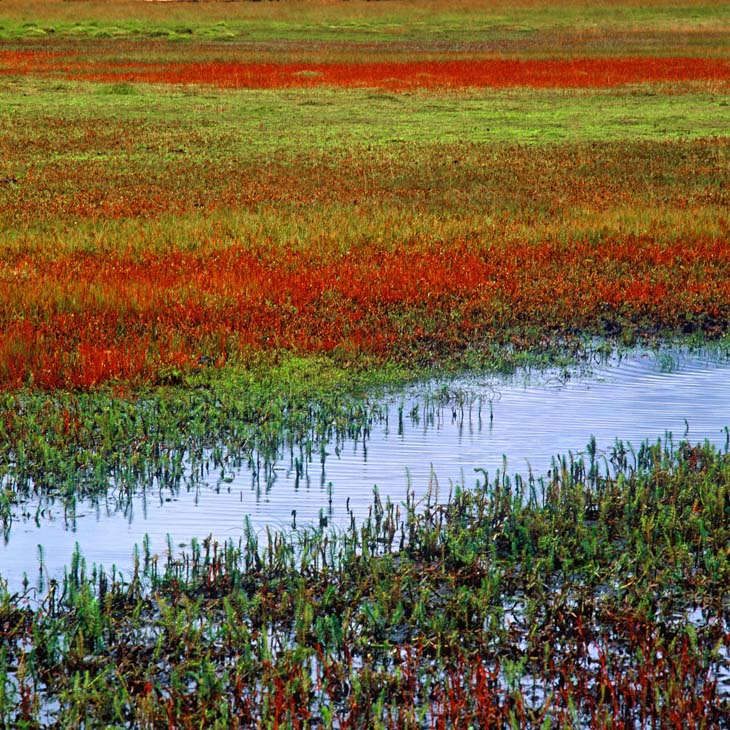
[0,436,728,727]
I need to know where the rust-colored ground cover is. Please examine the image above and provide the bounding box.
[1,128,728,390]
[3,50,730,89]
[1,1,729,392]
[2,233,728,389]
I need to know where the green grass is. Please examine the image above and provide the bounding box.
[2,79,728,156]
[0,0,728,55]
[0,352,407,533]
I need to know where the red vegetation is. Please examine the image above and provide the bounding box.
[2,51,729,89]
[1,234,728,389]
[148,608,725,728]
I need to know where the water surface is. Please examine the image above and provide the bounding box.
[3,349,729,593]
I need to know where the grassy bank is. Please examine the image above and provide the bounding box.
[1,1,728,392]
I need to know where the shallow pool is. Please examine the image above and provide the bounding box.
[3,348,729,593]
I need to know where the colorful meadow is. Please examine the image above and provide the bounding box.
[1,0,729,726]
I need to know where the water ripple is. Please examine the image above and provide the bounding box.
[3,348,729,592]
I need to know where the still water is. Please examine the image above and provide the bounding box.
[2,349,729,592]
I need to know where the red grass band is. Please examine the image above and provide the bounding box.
[2,53,729,89]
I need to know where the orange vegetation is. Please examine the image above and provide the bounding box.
[1,234,728,389]
[2,52,729,89]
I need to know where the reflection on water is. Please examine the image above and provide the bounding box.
[3,349,730,592]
